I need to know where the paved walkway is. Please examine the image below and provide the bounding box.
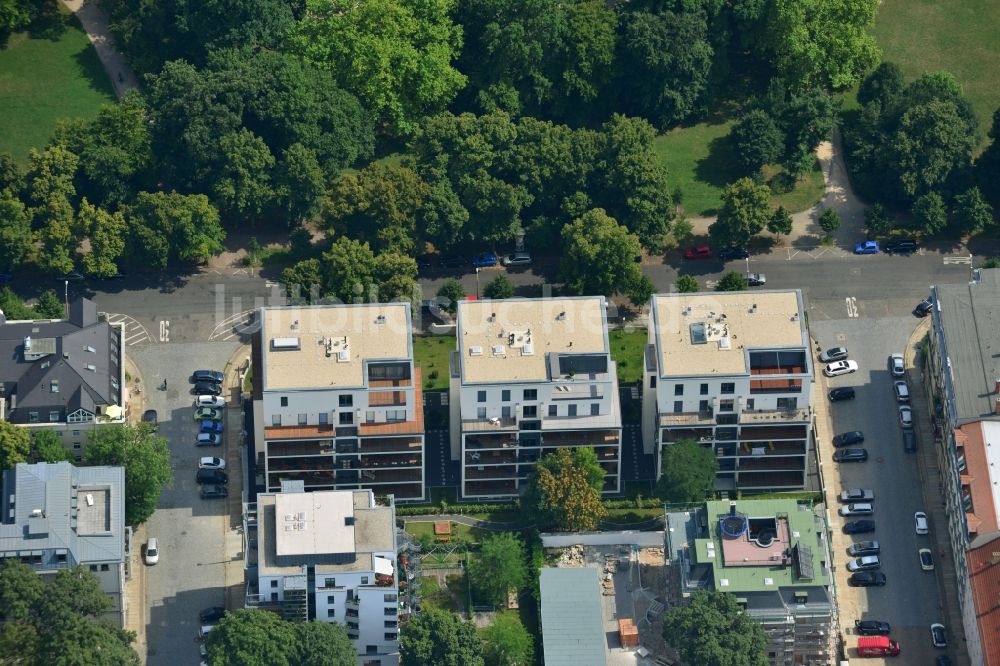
[122,352,147,661]
[60,0,139,98]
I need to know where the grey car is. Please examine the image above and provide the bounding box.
[847,541,880,557]
[839,488,874,502]
[819,347,849,363]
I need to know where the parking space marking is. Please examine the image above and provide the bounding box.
[103,313,151,347]
[943,254,972,265]
[845,297,859,318]
[705,280,718,289]
[208,309,255,341]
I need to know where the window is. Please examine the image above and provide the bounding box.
[523,389,537,400]
[340,412,354,425]
[298,413,308,425]
[366,411,376,423]
[50,380,58,393]
[501,406,511,418]
[366,646,378,655]
[74,456,82,462]
[339,395,353,407]
[384,620,397,628]
[327,609,336,617]
[746,399,754,410]
[389,409,406,422]
[548,404,557,417]
[591,403,599,416]
[383,594,396,602]
[272,414,281,426]
[89,565,98,572]
[327,594,335,603]
[700,383,709,395]
[674,384,684,396]
[501,389,510,402]
[649,376,656,389]
[100,564,109,571]
[318,412,328,425]
[477,407,487,418]
[719,399,734,412]
[73,443,81,450]
[384,607,396,615]
[567,404,576,417]
[271,580,278,588]
[271,593,278,602]
[384,633,397,641]
[477,390,487,403]
[776,397,797,411]
[523,405,537,418]
[361,576,369,585]
[674,401,683,413]
[72,430,79,436]
[280,396,288,407]
[699,400,709,413]
[721,382,735,394]
[29,412,38,423]
[325,577,337,588]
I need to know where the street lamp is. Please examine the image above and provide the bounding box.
[744,256,750,281]
[63,280,69,318]
[475,267,481,299]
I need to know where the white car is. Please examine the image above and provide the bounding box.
[889,353,905,377]
[894,380,910,402]
[199,456,226,470]
[196,395,226,408]
[919,548,934,571]
[846,555,881,571]
[915,511,929,535]
[899,405,913,428]
[930,623,946,648]
[824,360,859,377]
[144,537,159,565]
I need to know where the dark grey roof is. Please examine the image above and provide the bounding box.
[933,270,1000,423]
[739,586,834,616]
[0,462,125,568]
[539,567,607,666]
[0,298,120,424]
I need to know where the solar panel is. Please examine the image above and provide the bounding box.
[795,543,814,580]
[690,322,707,345]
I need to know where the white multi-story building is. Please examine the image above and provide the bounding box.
[251,303,424,501]
[246,486,399,666]
[449,297,622,500]
[642,291,813,493]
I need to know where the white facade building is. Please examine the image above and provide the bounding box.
[252,304,424,501]
[642,291,813,492]
[449,297,622,500]
[247,486,399,666]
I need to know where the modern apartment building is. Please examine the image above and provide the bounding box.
[448,297,622,500]
[643,291,813,492]
[0,461,129,628]
[245,485,400,666]
[665,499,835,666]
[0,298,126,459]
[251,303,424,501]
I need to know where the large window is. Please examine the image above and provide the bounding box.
[523,389,537,400]
[721,383,735,394]
[674,384,684,396]
[339,395,353,407]
[477,390,487,403]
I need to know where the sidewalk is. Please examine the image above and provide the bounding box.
[122,352,147,661]
[61,0,140,98]
[221,345,251,613]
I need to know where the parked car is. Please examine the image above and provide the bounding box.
[884,238,919,254]
[196,468,227,485]
[839,488,874,502]
[684,245,713,260]
[195,395,226,408]
[833,431,865,447]
[855,240,880,254]
[440,254,467,268]
[196,433,222,447]
[61,271,85,281]
[192,370,224,384]
[899,405,913,428]
[849,571,887,587]
[199,624,215,639]
[846,555,881,571]
[930,623,947,648]
[847,541,880,557]
[142,409,158,424]
[717,246,749,261]
[855,619,891,636]
[746,273,766,287]
[199,607,226,624]
[472,253,498,267]
[889,353,905,377]
[839,503,874,517]
[819,346,849,362]
[833,448,869,463]
[829,387,856,401]
[199,457,226,470]
[144,538,159,565]
[914,299,933,317]
[824,360,858,377]
[902,429,917,453]
[194,382,222,396]
[915,511,929,534]
[894,381,910,402]
[200,484,228,499]
[200,420,224,434]
[843,520,876,534]
[919,548,934,571]
[415,255,434,270]
[195,407,223,421]
[501,252,532,267]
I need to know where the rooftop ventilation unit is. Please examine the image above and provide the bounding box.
[556,311,566,321]
[469,346,483,357]
[689,322,707,345]
[491,345,506,357]
[376,314,386,325]
[271,337,301,351]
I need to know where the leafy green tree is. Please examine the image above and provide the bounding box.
[0,287,36,319]
[857,61,905,111]
[560,208,645,299]
[732,111,784,173]
[663,591,768,666]
[0,192,33,271]
[0,151,24,195]
[372,251,419,303]
[78,198,126,278]
[24,145,78,207]
[710,178,771,248]
[767,206,793,240]
[952,187,994,235]
[282,258,323,300]
[716,271,747,292]
[321,236,375,303]
[0,0,46,37]
[891,99,979,199]
[212,129,277,222]
[125,191,226,268]
[524,447,606,531]
[483,274,514,300]
[436,279,466,315]
[481,612,533,666]
[912,191,948,235]
[35,290,64,318]
[400,608,485,666]
[656,439,718,504]
[84,423,171,526]
[293,621,357,666]
[817,208,841,236]
[976,108,1000,210]
[33,196,78,274]
[864,202,893,236]
[0,420,31,472]
[205,609,297,666]
[675,274,699,293]
[468,533,527,608]
[625,273,655,308]
[778,90,835,178]
[274,144,326,224]
[292,0,466,134]
[28,429,72,463]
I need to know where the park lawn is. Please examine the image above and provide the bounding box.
[404,520,489,543]
[764,162,826,213]
[609,329,646,385]
[871,0,1000,143]
[0,10,115,163]
[413,334,455,391]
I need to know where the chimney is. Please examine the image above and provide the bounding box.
[995,398,1000,415]
[995,378,1000,395]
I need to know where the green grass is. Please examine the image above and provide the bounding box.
[413,335,454,391]
[603,508,664,524]
[652,121,826,216]
[609,329,646,385]
[0,10,115,163]
[404,520,489,542]
[870,0,1000,143]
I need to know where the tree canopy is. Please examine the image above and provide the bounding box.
[480,612,534,666]
[468,533,527,608]
[656,439,719,504]
[662,590,768,666]
[204,609,356,666]
[559,208,644,299]
[523,447,606,531]
[84,423,172,526]
[709,178,771,248]
[400,608,485,666]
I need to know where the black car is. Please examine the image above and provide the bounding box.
[440,255,467,268]
[142,409,158,424]
[914,299,933,317]
[832,431,864,447]
[902,429,917,453]
[199,607,226,624]
[200,484,228,499]
[843,520,876,534]
[884,238,918,254]
[415,256,434,270]
[833,448,868,462]
[849,571,887,587]
[192,370,224,384]
[196,468,228,485]
[828,387,856,402]
[855,619,891,636]
[717,246,749,261]
[194,381,223,396]
[61,272,85,281]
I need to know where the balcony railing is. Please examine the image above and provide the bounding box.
[739,407,810,424]
[737,471,805,488]
[465,435,518,450]
[462,417,517,432]
[466,450,516,465]
[660,411,714,426]
[361,454,421,469]
[737,456,805,471]
[361,438,422,454]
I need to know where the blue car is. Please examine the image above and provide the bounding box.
[200,420,224,434]
[855,240,880,254]
[472,253,498,268]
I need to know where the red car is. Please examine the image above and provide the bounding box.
[684,245,712,260]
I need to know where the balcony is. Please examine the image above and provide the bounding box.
[465,434,518,450]
[361,454,421,469]
[268,470,337,485]
[361,468,422,484]
[739,407,810,424]
[466,450,516,465]
[737,456,805,472]
[660,411,714,426]
[267,440,335,457]
[466,465,517,480]
[361,437,422,454]
[661,427,714,444]
[335,441,359,454]
[268,457,336,472]
[736,441,806,456]
[462,417,517,432]
[537,431,620,447]
[368,390,408,407]
[378,483,424,500]
[739,424,808,440]
[737,470,805,489]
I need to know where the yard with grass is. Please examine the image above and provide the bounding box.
[413,334,454,391]
[0,9,115,163]
[609,329,646,385]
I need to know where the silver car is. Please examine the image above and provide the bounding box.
[894,381,910,402]
[889,353,905,377]
[819,347,848,363]
[899,405,913,428]
[846,555,881,571]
